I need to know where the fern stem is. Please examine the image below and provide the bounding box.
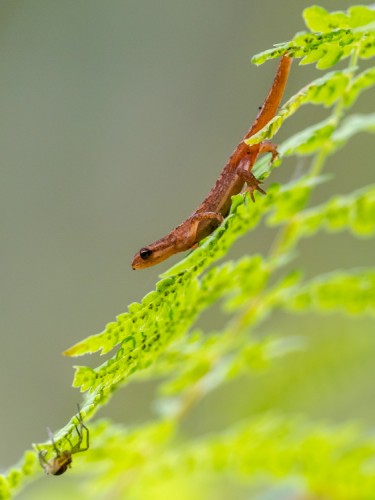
[309,147,328,177]
[234,47,364,336]
[268,45,361,261]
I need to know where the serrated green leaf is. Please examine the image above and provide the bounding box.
[316,44,343,69]
[300,46,325,65]
[304,5,375,33]
[7,5,375,498]
[303,6,332,33]
[29,415,375,500]
[332,113,375,147]
[253,10,375,67]
[246,71,350,146]
[281,118,336,156]
[345,68,375,107]
[348,6,375,28]
[285,269,375,315]
[271,184,375,252]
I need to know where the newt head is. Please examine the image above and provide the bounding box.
[131,235,178,269]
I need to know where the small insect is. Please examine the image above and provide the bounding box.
[37,407,89,476]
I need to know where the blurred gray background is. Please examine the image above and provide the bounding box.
[1,0,374,478]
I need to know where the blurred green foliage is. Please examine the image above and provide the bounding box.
[1,4,375,500]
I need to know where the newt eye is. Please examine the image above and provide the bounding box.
[139,247,152,260]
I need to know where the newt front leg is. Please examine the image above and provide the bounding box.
[239,141,279,201]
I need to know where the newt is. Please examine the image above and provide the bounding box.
[132,55,292,269]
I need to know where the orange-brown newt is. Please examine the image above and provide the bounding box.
[132,55,292,269]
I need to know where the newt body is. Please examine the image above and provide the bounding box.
[132,55,292,269]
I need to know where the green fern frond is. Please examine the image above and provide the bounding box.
[0,452,39,500]
[286,268,375,315]
[332,112,375,145]
[32,415,375,500]
[252,5,375,66]
[246,70,351,146]
[64,174,322,363]
[280,112,375,158]
[345,67,375,106]
[272,183,375,252]
[3,4,375,499]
